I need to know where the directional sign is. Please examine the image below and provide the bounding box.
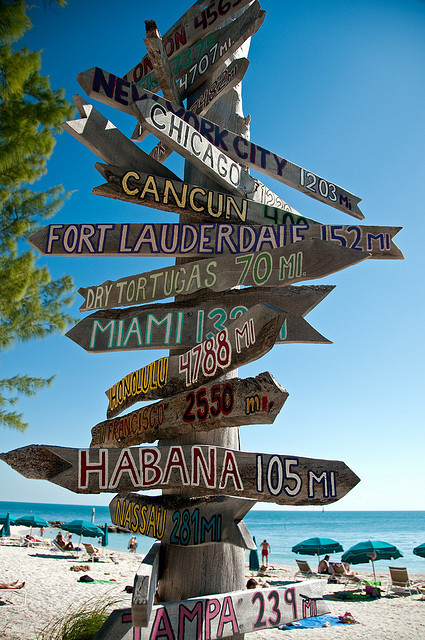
[66,239,367,354]
[123,0,254,86]
[0,443,360,505]
[144,21,183,105]
[109,494,256,550]
[77,66,362,218]
[93,164,318,227]
[104,302,285,418]
[134,97,257,197]
[125,1,265,99]
[91,372,288,448]
[61,97,179,182]
[77,66,306,214]
[131,542,161,628]
[29,222,404,260]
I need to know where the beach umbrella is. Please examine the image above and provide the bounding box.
[342,540,402,583]
[249,536,260,572]
[0,513,16,525]
[15,515,49,536]
[61,520,103,546]
[0,513,11,537]
[413,543,425,559]
[101,523,109,547]
[292,537,344,561]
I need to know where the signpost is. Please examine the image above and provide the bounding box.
[109,494,256,550]
[104,302,285,417]
[28,222,403,259]
[131,542,161,628]
[90,372,288,447]
[0,443,360,505]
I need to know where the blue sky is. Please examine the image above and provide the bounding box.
[1,0,424,510]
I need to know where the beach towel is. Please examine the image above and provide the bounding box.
[327,591,379,601]
[78,576,119,584]
[279,614,358,630]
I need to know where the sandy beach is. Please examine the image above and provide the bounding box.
[1,531,425,640]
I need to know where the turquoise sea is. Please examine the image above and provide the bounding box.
[2,501,425,574]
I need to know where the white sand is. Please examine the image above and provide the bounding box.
[1,533,425,640]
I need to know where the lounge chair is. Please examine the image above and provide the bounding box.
[51,540,79,557]
[83,543,118,564]
[329,562,365,589]
[389,567,422,595]
[294,560,322,579]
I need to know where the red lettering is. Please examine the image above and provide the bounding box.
[79,449,107,489]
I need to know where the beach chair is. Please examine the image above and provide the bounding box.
[329,562,365,589]
[83,543,118,564]
[51,540,79,557]
[389,567,421,595]
[294,560,321,579]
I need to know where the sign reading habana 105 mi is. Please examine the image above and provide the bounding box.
[104,302,285,418]
[91,372,288,448]
[0,443,360,506]
[28,223,403,259]
[109,494,256,550]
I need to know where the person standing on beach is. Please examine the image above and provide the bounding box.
[128,536,138,553]
[260,540,271,566]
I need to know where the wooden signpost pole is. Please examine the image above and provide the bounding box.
[157,37,252,608]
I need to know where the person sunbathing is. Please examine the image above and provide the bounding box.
[0,580,25,589]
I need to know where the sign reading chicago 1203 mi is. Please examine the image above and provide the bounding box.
[109,493,256,550]
[0,443,360,506]
[104,302,285,418]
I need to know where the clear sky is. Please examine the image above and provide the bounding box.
[1,0,424,511]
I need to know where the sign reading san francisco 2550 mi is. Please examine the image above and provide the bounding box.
[0,443,360,506]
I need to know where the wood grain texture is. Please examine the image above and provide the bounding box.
[109,494,256,550]
[28,222,404,259]
[61,97,179,181]
[92,165,318,226]
[131,542,161,627]
[123,0,254,85]
[90,372,288,448]
[104,302,285,417]
[144,22,183,105]
[0,443,361,505]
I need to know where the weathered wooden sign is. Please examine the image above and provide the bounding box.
[77,65,362,218]
[67,239,367,353]
[29,222,403,259]
[132,542,161,628]
[93,164,317,227]
[76,66,310,215]
[133,97,257,197]
[90,372,288,448]
[109,494,256,550]
[0,443,361,505]
[104,302,285,417]
[61,97,179,182]
[124,1,265,99]
[144,21,183,105]
[123,0,254,86]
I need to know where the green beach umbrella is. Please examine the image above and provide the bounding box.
[15,515,49,536]
[0,513,16,525]
[101,523,109,547]
[62,519,103,546]
[413,543,425,559]
[342,540,402,583]
[0,513,11,537]
[249,536,260,571]
[292,537,344,561]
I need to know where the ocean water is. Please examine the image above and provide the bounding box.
[2,501,425,574]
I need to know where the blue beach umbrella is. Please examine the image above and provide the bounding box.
[101,523,109,547]
[342,540,402,583]
[0,513,16,525]
[15,515,49,536]
[413,543,425,559]
[249,536,260,571]
[292,537,344,561]
[62,520,104,546]
[0,513,11,537]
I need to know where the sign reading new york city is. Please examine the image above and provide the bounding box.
[29,222,403,259]
[0,443,360,506]
[109,493,256,550]
[104,302,284,418]
[90,372,288,448]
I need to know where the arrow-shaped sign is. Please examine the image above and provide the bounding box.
[61,97,179,182]
[109,493,256,550]
[77,65,363,218]
[28,222,403,260]
[104,302,285,417]
[132,542,161,628]
[91,372,288,448]
[93,164,318,227]
[66,240,368,354]
[0,443,360,505]
[123,0,254,87]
